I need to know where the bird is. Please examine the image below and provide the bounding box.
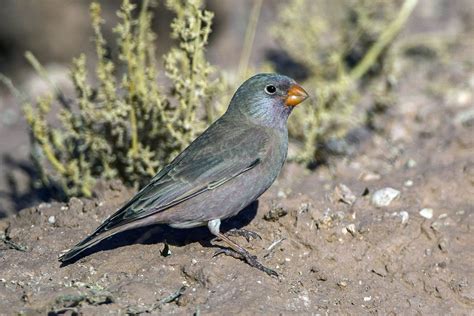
[59,73,308,276]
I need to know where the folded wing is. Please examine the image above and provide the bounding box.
[59,119,269,261]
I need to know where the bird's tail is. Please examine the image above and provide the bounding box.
[58,225,124,262]
[58,212,155,262]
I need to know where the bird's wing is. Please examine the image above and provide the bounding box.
[78,120,270,243]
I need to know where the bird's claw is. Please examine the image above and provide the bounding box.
[213,247,278,277]
[213,248,243,260]
[226,228,262,242]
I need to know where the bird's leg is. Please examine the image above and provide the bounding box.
[208,219,277,277]
[225,228,262,242]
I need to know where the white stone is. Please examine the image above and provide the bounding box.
[399,211,409,224]
[371,188,400,207]
[48,216,56,224]
[419,208,434,219]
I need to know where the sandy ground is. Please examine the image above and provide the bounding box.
[1,41,473,314]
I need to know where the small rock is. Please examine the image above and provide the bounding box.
[431,221,443,231]
[337,281,348,288]
[360,172,381,182]
[406,159,417,168]
[399,211,409,224]
[371,263,388,277]
[334,184,356,205]
[419,208,434,219]
[345,224,357,236]
[48,216,56,224]
[437,261,447,269]
[160,242,172,257]
[438,238,449,252]
[310,267,328,281]
[371,188,400,207]
[317,213,333,229]
[363,296,372,302]
[277,190,287,198]
[404,180,414,187]
[263,207,288,222]
[298,203,310,213]
[455,90,472,107]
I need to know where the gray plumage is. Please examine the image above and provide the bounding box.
[59,73,308,272]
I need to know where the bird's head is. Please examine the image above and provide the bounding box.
[227,73,309,129]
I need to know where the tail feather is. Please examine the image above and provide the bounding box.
[58,226,123,262]
[58,212,156,262]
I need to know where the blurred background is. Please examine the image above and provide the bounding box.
[0,0,472,216]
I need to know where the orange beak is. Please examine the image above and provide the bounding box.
[285,83,309,107]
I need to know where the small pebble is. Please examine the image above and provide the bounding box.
[406,159,417,168]
[263,207,288,222]
[431,221,443,231]
[345,224,357,236]
[455,90,472,106]
[48,216,56,224]
[419,208,434,219]
[334,184,356,205]
[438,238,449,252]
[371,188,400,207]
[277,190,287,198]
[399,211,409,224]
[404,180,413,187]
[364,296,372,302]
[360,172,381,181]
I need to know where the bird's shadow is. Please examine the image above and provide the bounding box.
[59,200,259,266]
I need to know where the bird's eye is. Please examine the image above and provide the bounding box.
[264,85,277,95]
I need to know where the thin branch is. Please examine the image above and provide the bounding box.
[24,51,72,110]
[238,0,263,79]
[349,0,418,81]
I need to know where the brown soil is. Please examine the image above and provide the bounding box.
[1,47,473,314]
[1,2,474,315]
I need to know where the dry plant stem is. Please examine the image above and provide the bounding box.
[349,0,418,81]
[0,74,26,102]
[238,0,263,79]
[24,51,71,110]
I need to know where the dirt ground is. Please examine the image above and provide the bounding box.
[1,2,474,316]
[0,50,473,315]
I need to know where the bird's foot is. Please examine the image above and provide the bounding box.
[213,247,278,277]
[225,228,262,242]
[213,248,244,260]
